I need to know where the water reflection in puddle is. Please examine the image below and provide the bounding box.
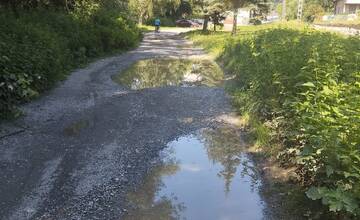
[124,127,264,220]
[112,58,223,90]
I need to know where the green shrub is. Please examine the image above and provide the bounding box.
[221,29,360,216]
[186,25,360,216]
[0,9,141,119]
[303,3,325,22]
[0,14,67,117]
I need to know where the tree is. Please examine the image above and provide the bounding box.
[303,3,325,22]
[128,0,154,24]
[228,0,242,35]
[208,2,226,31]
[176,0,192,17]
[227,0,270,35]
[248,1,271,24]
[276,0,328,21]
[282,0,286,19]
[191,0,214,31]
[153,0,181,17]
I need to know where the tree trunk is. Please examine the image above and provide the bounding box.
[138,12,143,25]
[65,0,70,12]
[232,8,238,35]
[282,0,287,20]
[203,15,209,31]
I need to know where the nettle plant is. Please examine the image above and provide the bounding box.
[222,28,360,216]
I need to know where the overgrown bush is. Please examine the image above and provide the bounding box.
[303,3,325,22]
[186,25,360,216]
[0,9,141,118]
[222,29,360,216]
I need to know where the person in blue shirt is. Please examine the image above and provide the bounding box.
[154,18,161,32]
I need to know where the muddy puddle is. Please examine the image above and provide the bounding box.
[123,126,265,220]
[121,125,335,220]
[112,58,223,90]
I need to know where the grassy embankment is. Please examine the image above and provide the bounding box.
[314,17,360,30]
[0,9,141,119]
[186,22,360,218]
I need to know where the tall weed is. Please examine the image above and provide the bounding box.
[188,26,360,216]
[225,29,360,216]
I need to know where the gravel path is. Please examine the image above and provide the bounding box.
[0,31,232,220]
[313,24,360,36]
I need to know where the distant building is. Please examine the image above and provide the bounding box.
[335,0,360,14]
[224,9,278,26]
[224,9,251,26]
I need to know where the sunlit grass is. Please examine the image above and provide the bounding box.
[314,18,360,29]
[185,21,312,58]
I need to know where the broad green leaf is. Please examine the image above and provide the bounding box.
[302,82,316,87]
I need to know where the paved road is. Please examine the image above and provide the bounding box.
[0,31,231,219]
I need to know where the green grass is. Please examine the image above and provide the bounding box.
[314,20,360,29]
[185,21,312,58]
[185,31,229,58]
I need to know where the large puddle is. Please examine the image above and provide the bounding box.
[123,126,265,220]
[112,58,223,90]
[114,57,336,219]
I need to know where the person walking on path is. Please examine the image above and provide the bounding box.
[154,18,161,32]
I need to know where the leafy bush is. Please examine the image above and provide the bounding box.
[0,9,141,118]
[0,14,67,118]
[187,25,360,216]
[303,3,325,22]
[222,29,360,216]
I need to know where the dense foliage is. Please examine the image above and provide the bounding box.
[129,0,190,24]
[276,0,330,22]
[187,25,360,216]
[0,5,140,118]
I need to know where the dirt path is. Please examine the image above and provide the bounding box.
[0,31,232,219]
[313,24,360,35]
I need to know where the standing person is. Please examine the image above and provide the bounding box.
[154,18,161,32]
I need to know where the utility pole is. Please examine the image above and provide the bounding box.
[282,0,286,20]
[297,0,304,20]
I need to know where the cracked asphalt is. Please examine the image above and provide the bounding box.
[0,31,232,220]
